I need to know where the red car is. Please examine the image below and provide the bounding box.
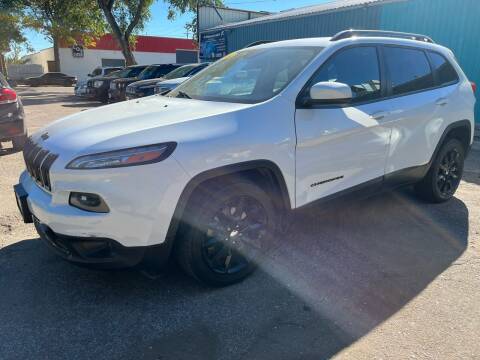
[0,73,26,150]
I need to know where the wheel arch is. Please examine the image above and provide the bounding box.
[164,160,292,248]
[430,120,472,165]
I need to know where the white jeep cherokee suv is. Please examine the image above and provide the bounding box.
[14,30,476,286]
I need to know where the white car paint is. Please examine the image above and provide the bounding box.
[19,36,475,248]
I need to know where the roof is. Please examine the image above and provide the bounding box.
[253,37,332,48]
[60,34,197,53]
[207,0,396,31]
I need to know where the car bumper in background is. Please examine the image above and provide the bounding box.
[108,88,125,102]
[0,119,25,141]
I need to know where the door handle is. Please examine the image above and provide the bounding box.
[370,111,389,120]
[436,97,449,106]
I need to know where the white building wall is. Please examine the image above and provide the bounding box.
[59,48,177,81]
[22,48,54,73]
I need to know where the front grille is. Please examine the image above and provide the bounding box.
[23,137,58,191]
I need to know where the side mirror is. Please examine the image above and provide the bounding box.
[87,73,93,77]
[309,81,352,103]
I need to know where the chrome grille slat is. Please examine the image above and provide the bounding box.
[22,137,58,191]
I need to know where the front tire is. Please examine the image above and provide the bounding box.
[415,138,465,203]
[176,179,279,287]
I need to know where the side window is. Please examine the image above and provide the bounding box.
[383,47,434,95]
[309,46,381,103]
[428,51,459,86]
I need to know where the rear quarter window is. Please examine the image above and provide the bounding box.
[383,46,434,96]
[428,51,459,86]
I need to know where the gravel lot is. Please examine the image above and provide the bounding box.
[0,86,479,360]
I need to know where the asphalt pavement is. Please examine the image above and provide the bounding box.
[0,87,479,360]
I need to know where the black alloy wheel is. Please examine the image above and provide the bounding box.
[201,195,268,275]
[415,138,465,203]
[436,147,462,198]
[176,180,279,286]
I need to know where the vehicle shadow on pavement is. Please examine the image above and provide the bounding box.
[0,146,20,157]
[18,90,99,108]
[0,188,468,360]
[463,148,480,186]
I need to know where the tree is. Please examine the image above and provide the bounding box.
[20,0,106,71]
[97,0,154,66]
[0,2,27,75]
[167,0,223,43]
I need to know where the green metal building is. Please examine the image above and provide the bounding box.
[200,0,480,123]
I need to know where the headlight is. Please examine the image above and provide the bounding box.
[66,143,177,169]
[93,80,104,88]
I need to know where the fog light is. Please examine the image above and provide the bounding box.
[69,192,109,213]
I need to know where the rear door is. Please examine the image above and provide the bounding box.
[295,45,393,207]
[381,46,459,176]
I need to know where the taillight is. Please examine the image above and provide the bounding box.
[0,88,17,104]
[470,81,477,93]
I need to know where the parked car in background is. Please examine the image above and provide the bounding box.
[109,63,180,102]
[127,63,210,99]
[76,67,123,97]
[88,66,123,78]
[0,73,26,150]
[25,72,77,87]
[86,66,146,103]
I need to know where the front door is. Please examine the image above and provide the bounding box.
[295,45,392,207]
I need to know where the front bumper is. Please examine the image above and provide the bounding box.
[108,88,126,102]
[34,218,154,268]
[17,155,190,249]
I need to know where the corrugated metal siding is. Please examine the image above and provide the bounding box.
[225,6,381,51]
[380,0,480,122]
[199,7,269,31]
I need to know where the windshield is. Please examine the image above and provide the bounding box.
[106,70,122,78]
[138,65,175,80]
[124,66,146,78]
[168,47,322,104]
[163,65,197,80]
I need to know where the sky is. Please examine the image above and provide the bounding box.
[24,0,331,53]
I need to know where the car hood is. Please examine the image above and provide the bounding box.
[31,96,252,159]
[129,78,165,88]
[112,77,137,84]
[157,77,189,86]
[90,75,113,81]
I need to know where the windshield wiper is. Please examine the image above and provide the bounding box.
[176,91,191,99]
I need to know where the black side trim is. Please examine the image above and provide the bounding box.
[383,164,429,188]
[298,176,384,212]
[164,160,292,254]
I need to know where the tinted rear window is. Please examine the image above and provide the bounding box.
[428,51,459,86]
[383,47,434,96]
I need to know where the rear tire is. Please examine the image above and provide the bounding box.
[415,138,465,203]
[175,179,279,287]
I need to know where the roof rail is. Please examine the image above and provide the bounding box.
[244,40,274,48]
[331,29,434,43]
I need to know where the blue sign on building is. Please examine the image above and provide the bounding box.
[200,31,227,61]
